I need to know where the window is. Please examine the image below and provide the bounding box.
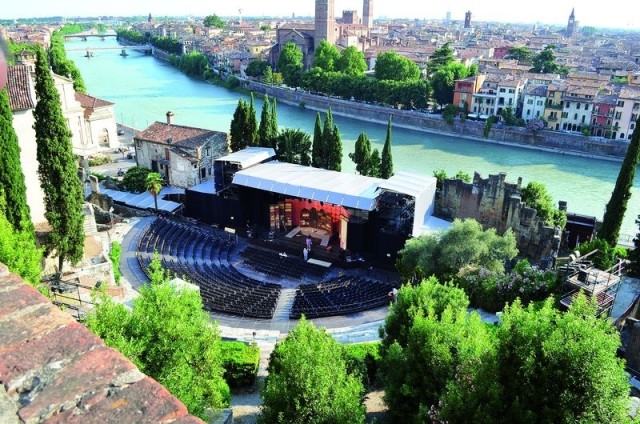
[615,111,622,119]
[584,104,589,111]
[509,89,515,93]
[634,103,640,110]
[618,100,625,107]
[562,112,568,118]
[632,113,638,121]
[527,99,534,105]
[574,113,578,120]
[537,100,543,106]
[499,88,506,93]
[536,111,540,117]
[460,93,467,100]
[565,102,571,108]
[576,103,580,110]
[527,109,531,116]
[581,115,586,123]
[200,168,206,179]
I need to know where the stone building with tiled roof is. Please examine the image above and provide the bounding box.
[74,92,119,153]
[134,112,229,188]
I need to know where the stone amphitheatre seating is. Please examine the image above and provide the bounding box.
[289,274,395,319]
[137,216,280,319]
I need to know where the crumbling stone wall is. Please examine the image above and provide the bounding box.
[437,172,561,263]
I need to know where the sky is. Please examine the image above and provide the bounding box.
[3,0,638,30]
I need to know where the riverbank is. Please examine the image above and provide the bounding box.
[247,81,629,163]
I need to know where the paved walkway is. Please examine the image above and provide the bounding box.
[119,216,390,342]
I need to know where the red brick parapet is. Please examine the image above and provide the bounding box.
[0,263,204,424]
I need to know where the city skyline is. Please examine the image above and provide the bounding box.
[2,0,638,30]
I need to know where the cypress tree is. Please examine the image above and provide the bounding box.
[311,112,324,168]
[0,88,33,233]
[349,132,372,176]
[269,97,279,148]
[380,115,394,179]
[229,99,248,152]
[321,108,334,169]
[369,148,382,178]
[33,47,85,273]
[246,93,258,146]
[599,117,640,246]
[327,124,343,171]
[258,94,271,147]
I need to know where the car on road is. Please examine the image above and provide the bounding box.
[127,151,136,160]
[117,128,125,135]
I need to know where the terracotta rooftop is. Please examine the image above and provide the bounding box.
[0,263,204,424]
[7,65,35,111]
[74,92,113,120]
[134,121,227,149]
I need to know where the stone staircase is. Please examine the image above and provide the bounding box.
[271,288,297,322]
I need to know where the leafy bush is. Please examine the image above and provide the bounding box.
[342,342,381,387]
[90,171,106,182]
[576,238,628,270]
[109,241,121,285]
[220,341,260,388]
[483,115,499,138]
[88,155,113,166]
[226,76,240,89]
[122,167,152,193]
[442,104,457,125]
[456,260,560,312]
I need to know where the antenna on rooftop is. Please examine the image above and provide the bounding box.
[239,8,243,24]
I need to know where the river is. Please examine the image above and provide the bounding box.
[66,37,640,239]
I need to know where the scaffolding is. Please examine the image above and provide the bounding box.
[558,249,625,317]
[377,190,415,236]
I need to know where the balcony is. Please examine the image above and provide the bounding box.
[548,116,558,122]
[546,102,563,110]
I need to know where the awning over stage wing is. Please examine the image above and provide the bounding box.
[232,162,383,211]
[215,147,276,168]
[377,171,437,198]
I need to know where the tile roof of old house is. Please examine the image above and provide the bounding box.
[7,65,35,111]
[134,121,227,149]
[74,92,113,120]
[0,263,204,424]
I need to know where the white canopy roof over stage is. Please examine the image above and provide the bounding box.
[216,147,276,168]
[233,162,384,211]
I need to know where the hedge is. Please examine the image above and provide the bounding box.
[220,341,260,388]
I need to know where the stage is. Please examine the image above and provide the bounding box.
[285,226,332,247]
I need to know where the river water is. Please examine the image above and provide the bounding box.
[66,37,640,238]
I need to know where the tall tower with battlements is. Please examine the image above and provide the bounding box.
[315,0,336,46]
[464,11,472,28]
[363,0,373,29]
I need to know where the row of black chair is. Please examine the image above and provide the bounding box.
[240,246,327,280]
[136,217,281,319]
[290,274,394,319]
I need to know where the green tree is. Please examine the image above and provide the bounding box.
[520,181,566,227]
[270,97,279,143]
[312,40,340,72]
[506,46,531,63]
[85,256,230,420]
[145,172,163,212]
[258,94,274,147]
[122,166,152,193]
[433,169,448,190]
[374,51,421,81]
[431,62,470,107]
[311,112,324,168]
[349,132,373,175]
[275,128,312,165]
[259,318,365,424]
[336,46,367,76]
[380,116,394,179]
[245,60,270,78]
[230,99,249,152]
[277,41,303,87]
[262,65,274,84]
[490,296,630,424]
[500,106,524,126]
[246,93,258,147]
[454,170,471,182]
[33,47,84,273]
[203,14,225,28]
[428,42,455,74]
[0,192,42,286]
[628,215,640,277]
[599,118,640,245]
[379,278,494,422]
[530,46,568,75]
[369,148,381,178]
[321,109,335,169]
[0,88,32,233]
[49,30,87,93]
[396,218,518,282]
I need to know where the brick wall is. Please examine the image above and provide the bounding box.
[0,263,203,424]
